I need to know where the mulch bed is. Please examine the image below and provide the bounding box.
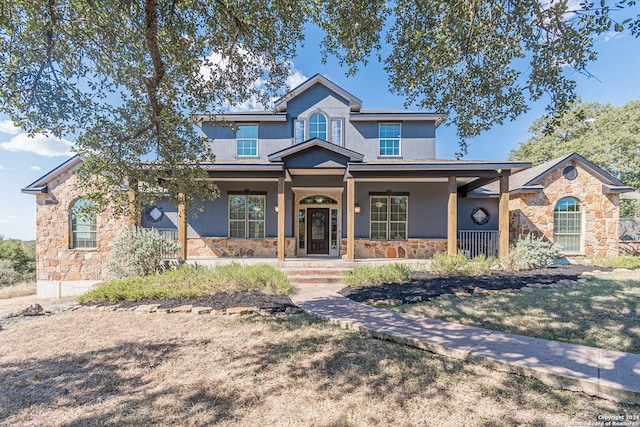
[87,292,297,313]
[339,264,609,304]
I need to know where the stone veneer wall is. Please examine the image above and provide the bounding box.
[339,238,448,259]
[187,237,296,258]
[509,161,620,258]
[35,167,127,297]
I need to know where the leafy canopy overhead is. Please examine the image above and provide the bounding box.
[509,99,640,188]
[1,0,638,212]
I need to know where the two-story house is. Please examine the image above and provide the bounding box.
[23,74,632,297]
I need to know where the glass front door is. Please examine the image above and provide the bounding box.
[307,208,329,254]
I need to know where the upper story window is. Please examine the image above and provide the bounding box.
[331,119,343,146]
[294,120,305,144]
[236,124,258,157]
[70,198,97,249]
[379,123,401,157]
[309,113,327,140]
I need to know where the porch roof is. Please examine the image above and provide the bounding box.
[267,138,365,162]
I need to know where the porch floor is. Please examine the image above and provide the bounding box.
[185,257,431,269]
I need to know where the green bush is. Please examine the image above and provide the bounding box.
[0,259,19,287]
[503,234,560,271]
[0,237,35,285]
[344,263,411,287]
[107,227,182,279]
[430,254,500,276]
[79,263,292,303]
[430,254,469,275]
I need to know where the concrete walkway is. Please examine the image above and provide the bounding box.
[291,283,640,403]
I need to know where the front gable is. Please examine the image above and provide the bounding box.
[268,138,363,170]
[274,74,362,113]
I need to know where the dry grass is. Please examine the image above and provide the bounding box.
[0,281,36,300]
[0,309,634,426]
[397,270,640,354]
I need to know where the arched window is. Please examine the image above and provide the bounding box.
[554,197,582,253]
[309,113,327,140]
[70,199,97,249]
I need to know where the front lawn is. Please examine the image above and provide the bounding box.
[395,270,640,354]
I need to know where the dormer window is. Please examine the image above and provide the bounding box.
[309,113,327,140]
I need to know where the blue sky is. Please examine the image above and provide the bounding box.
[1,26,638,241]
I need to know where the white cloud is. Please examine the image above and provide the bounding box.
[286,70,308,91]
[0,120,22,135]
[601,31,623,43]
[0,215,18,225]
[0,132,73,157]
[0,165,3,171]
[29,165,42,171]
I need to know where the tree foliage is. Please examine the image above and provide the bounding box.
[0,0,638,213]
[509,99,640,188]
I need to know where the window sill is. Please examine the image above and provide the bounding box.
[377,156,402,159]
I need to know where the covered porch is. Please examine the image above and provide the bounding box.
[140,142,529,262]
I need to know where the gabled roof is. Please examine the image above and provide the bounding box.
[21,155,84,195]
[274,74,362,113]
[479,152,633,195]
[267,138,364,162]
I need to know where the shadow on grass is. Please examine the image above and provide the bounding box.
[399,277,640,354]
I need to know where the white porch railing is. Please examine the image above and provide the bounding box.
[458,230,499,259]
[154,228,179,259]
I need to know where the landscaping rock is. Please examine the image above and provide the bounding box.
[169,305,193,313]
[17,304,44,317]
[285,307,303,314]
[454,291,471,298]
[404,296,423,303]
[191,306,212,314]
[226,306,260,315]
[134,304,161,314]
[473,287,489,295]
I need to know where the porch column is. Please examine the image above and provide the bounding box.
[177,192,188,261]
[448,176,457,255]
[498,175,510,259]
[277,176,285,261]
[346,177,355,262]
[127,181,139,227]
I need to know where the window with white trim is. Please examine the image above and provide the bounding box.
[236,124,258,157]
[229,194,265,239]
[70,198,97,249]
[294,120,305,144]
[379,123,401,156]
[370,194,408,240]
[331,119,343,146]
[554,197,582,253]
[309,113,327,140]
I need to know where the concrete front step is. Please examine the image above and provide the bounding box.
[282,267,347,286]
[287,276,344,285]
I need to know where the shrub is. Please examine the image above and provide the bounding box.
[503,234,560,271]
[107,227,181,279]
[430,254,500,276]
[79,263,292,303]
[0,236,34,275]
[0,259,19,287]
[430,254,469,275]
[344,263,411,287]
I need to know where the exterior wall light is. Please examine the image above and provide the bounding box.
[354,203,361,214]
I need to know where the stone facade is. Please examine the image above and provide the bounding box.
[339,238,448,259]
[509,160,620,258]
[34,166,128,297]
[187,237,296,258]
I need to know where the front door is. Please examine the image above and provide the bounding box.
[307,208,329,254]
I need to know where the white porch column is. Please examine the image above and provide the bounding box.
[277,176,285,261]
[499,175,510,259]
[448,176,457,255]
